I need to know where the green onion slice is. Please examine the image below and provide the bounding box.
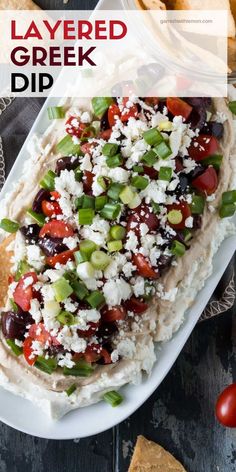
[106,154,123,168]
[6,339,23,357]
[107,240,123,252]
[47,106,65,120]
[95,195,108,211]
[191,195,205,214]
[57,311,75,326]
[26,210,46,227]
[229,101,236,115]
[102,143,119,157]
[70,280,89,300]
[86,290,106,308]
[78,208,95,225]
[91,250,111,270]
[80,240,97,259]
[103,390,123,407]
[92,97,113,118]
[0,218,19,233]
[141,150,158,166]
[52,277,73,302]
[222,190,236,205]
[107,183,124,201]
[40,170,56,191]
[63,360,94,377]
[100,203,121,220]
[82,195,95,209]
[171,240,186,257]
[219,203,236,219]
[15,260,30,281]
[202,154,223,170]
[154,141,172,159]
[143,128,163,146]
[159,167,172,181]
[35,357,58,375]
[109,225,126,240]
[131,175,149,190]
[56,135,81,156]
[167,209,182,225]
[66,384,77,397]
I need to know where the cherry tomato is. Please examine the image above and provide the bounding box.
[192,167,218,195]
[81,142,96,155]
[175,157,184,173]
[145,97,159,107]
[143,165,158,179]
[132,253,159,279]
[83,170,94,193]
[167,97,192,120]
[166,201,191,230]
[84,344,102,363]
[124,297,149,314]
[101,348,112,364]
[23,337,37,366]
[50,191,61,200]
[108,103,121,127]
[46,249,76,268]
[188,134,219,161]
[120,98,138,122]
[101,305,127,323]
[13,272,38,312]
[216,384,236,428]
[41,200,62,217]
[77,322,100,338]
[65,116,91,139]
[100,129,112,140]
[28,323,60,346]
[39,220,74,239]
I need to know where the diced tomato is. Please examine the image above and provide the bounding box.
[8,275,14,284]
[167,97,192,120]
[139,204,159,231]
[192,167,218,195]
[143,165,158,179]
[100,129,112,140]
[132,254,159,279]
[188,135,219,161]
[23,337,37,366]
[77,322,100,338]
[13,272,38,312]
[29,323,60,346]
[166,201,191,230]
[81,142,96,155]
[124,297,148,314]
[65,116,91,139]
[145,97,159,107]
[39,220,74,239]
[101,348,112,364]
[108,103,121,128]
[101,305,127,323]
[120,98,139,122]
[46,249,76,268]
[175,158,184,173]
[84,344,102,363]
[42,200,62,217]
[50,191,61,200]
[83,170,94,193]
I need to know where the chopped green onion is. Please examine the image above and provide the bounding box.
[171,240,186,257]
[154,141,172,159]
[106,154,123,168]
[15,260,30,281]
[119,186,135,204]
[158,120,172,132]
[152,202,160,214]
[133,165,144,173]
[109,225,126,240]
[56,135,81,156]
[102,143,119,157]
[128,193,141,210]
[70,280,89,300]
[91,250,111,270]
[77,261,95,280]
[40,170,56,191]
[6,339,22,357]
[63,360,94,377]
[0,218,19,233]
[167,209,182,225]
[75,196,84,210]
[143,128,163,146]
[35,357,57,375]
[47,106,65,120]
[74,167,83,182]
[107,240,123,252]
[191,195,205,214]
[27,210,46,227]
[78,208,94,225]
[107,183,124,201]
[10,299,18,312]
[97,176,107,191]
[57,311,75,326]
[219,203,236,218]
[141,149,158,166]
[80,126,96,142]
[80,240,97,259]
[52,277,73,302]
[183,228,192,243]
[202,154,223,170]
[103,390,123,407]
[66,384,77,397]
[74,250,88,265]
[100,203,121,220]
[222,190,236,205]
[229,101,236,115]
[86,290,105,308]
[92,97,113,118]
[131,175,149,190]
[82,195,95,209]
[95,195,108,211]
[159,167,172,181]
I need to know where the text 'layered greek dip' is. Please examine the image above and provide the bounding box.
[1,96,236,402]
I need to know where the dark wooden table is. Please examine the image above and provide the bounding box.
[0,1,236,470]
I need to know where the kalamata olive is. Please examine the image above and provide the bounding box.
[157,254,173,272]
[38,237,68,257]
[20,224,40,243]
[56,156,80,175]
[189,165,205,181]
[100,109,109,131]
[32,189,51,213]
[201,122,223,139]
[193,215,202,229]
[175,174,189,195]
[187,108,207,130]
[47,345,66,357]
[137,63,165,81]
[185,97,211,109]
[1,311,30,340]
[97,322,118,342]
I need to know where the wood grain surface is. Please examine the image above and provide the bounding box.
[0,1,235,471]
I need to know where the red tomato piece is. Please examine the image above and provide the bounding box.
[139,204,159,231]
[108,103,121,128]
[120,98,139,122]
[28,323,60,346]
[77,322,100,338]
[46,249,76,268]
[39,220,74,239]
[167,97,192,120]
[41,200,62,217]
[188,134,219,161]
[124,297,148,314]
[145,97,159,107]
[143,165,158,179]
[101,348,112,365]
[166,201,191,230]
[50,191,61,200]
[84,344,102,363]
[175,158,184,173]
[216,384,236,428]
[83,170,94,194]
[192,167,218,195]
[132,254,159,279]
[126,213,141,237]
[81,142,96,155]
[100,129,112,140]
[23,337,37,366]
[101,305,127,323]
[13,272,38,312]
[65,116,91,139]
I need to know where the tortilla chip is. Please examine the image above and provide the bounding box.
[0,235,15,307]
[0,0,40,9]
[128,436,187,472]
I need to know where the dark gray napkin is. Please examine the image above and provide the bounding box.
[0,97,235,320]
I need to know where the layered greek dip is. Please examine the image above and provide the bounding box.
[0,95,236,417]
